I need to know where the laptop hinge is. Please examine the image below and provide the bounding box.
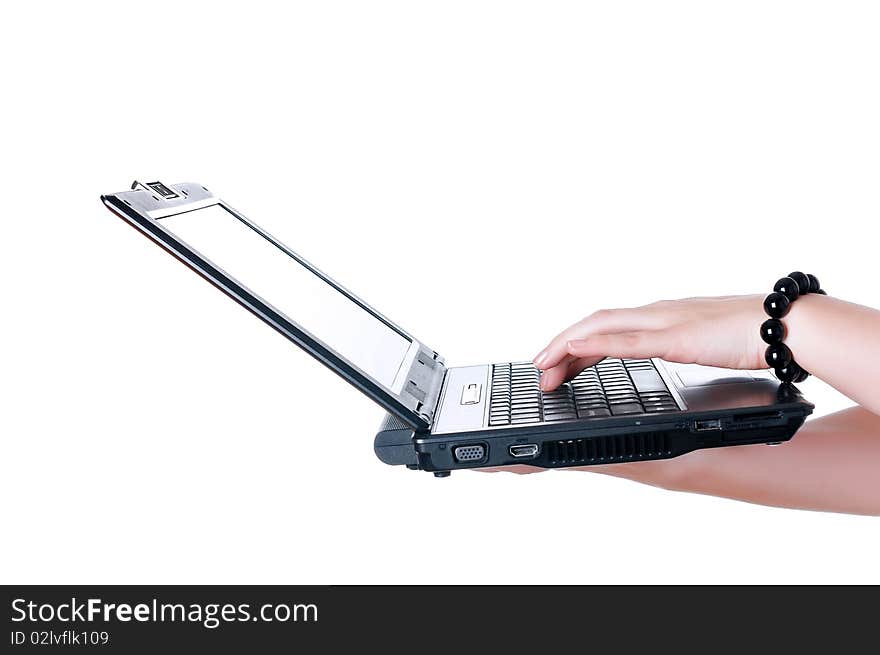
[403,348,446,426]
[131,179,181,200]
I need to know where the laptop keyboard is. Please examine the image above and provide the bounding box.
[488,359,679,427]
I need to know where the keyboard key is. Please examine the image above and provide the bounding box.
[544,411,576,421]
[610,403,645,416]
[510,407,540,415]
[577,407,612,418]
[577,398,609,405]
[599,375,630,383]
[641,396,675,404]
[511,416,541,424]
[630,369,668,393]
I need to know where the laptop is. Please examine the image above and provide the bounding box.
[101,181,814,477]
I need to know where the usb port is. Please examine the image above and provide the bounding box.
[509,444,539,458]
[694,419,722,431]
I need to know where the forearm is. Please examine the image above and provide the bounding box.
[589,407,880,515]
[784,294,880,415]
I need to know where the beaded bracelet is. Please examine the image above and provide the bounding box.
[760,271,825,383]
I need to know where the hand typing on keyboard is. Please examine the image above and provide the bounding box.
[490,291,880,516]
[532,295,768,392]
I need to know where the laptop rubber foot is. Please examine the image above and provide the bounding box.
[433,471,451,478]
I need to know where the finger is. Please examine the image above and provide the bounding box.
[533,308,662,370]
[538,352,575,383]
[539,356,602,391]
[564,355,604,380]
[539,360,572,391]
[567,331,671,361]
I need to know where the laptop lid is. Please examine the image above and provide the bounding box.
[101,181,445,430]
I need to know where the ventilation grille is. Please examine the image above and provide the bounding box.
[545,433,672,465]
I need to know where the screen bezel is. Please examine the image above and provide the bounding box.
[101,185,439,429]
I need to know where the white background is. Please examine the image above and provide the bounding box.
[2,1,878,584]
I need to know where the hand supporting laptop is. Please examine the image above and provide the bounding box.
[524,293,880,515]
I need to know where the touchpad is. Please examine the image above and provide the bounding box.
[674,364,757,388]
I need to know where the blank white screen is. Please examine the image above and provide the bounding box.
[160,204,410,387]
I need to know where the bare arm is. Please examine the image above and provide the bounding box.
[784,294,880,416]
[521,293,880,515]
[593,407,880,515]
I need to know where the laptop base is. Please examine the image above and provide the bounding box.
[375,397,811,476]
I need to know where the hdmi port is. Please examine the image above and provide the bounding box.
[509,444,539,458]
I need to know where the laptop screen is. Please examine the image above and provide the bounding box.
[159,204,412,388]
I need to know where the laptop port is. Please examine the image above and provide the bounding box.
[453,444,487,463]
[694,419,722,431]
[509,444,539,459]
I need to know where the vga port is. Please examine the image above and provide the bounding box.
[453,444,487,463]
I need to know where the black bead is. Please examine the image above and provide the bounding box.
[806,274,821,293]
[775,361,804,382]
[765,343,792,368]
[816,289,827,295]
[763,292,791,318]
[773,276,800,301]
[760,318,786,344]
[788,271,810,295]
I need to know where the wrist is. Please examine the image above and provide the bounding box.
[780,292,827,375]
[746,294,770,369]
[761,273,827,382]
